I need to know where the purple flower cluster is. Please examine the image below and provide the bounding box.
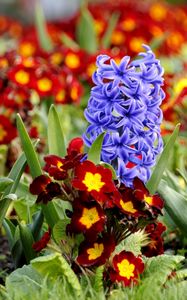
[83,45,165,186]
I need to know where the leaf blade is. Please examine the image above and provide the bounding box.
[87,132,105,164]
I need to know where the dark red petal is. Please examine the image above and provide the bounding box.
[29,175,51,195]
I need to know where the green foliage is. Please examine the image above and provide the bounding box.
[147,124,180,194]
[76,6,98,53]
[115,230,150,256]
[31,253,82,297]
[52,219,74,254]
[158,179,187,237]
[19,224,36,263]
[47,105,66,157]
[101,13,119,49]
[87,132,105,164]
[34,2,53,51]
[0,151,27,224]
[16,114,42,178]
[0,178,13,194]
[93,266,104,294]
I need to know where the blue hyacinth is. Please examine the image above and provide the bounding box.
[83,45,165,186]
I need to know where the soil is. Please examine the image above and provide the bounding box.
[0,231,14,284]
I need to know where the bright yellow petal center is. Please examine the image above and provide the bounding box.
[0,58,8,68]
[149,3,167,22]
[144,195,153,205]
[174,78,187,95]
[80,207,100,229]
[111,31,125,45]
[87,243,104,260]
[70,87,79,101]
[50,52,63,65]
[82,172,105,192]
[15,70,30,85]
[129,37,145,52]
[0,125,7,141]
[37,78,52,92]
[56,90,66,103]
[65,53,80,69]
[19,43,36,57]
[87,63,96,77]
[57,161,63,169]
[120,200,137,213]
[121,18,136,31]
[117,259,135,279]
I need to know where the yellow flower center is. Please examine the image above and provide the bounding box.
[19,42,36,57]
[167,32,183,49]
[87,63,96,77]
[87,243,104,260]
[82,172,105,192]
[117,259,135,279]
[70,87,78,101]
[15,70,30,85]
[120,200,137,213]
[111,31,125,45]
[121,18,136,31]
[94,20,104,35]
[0,125,7,141]
[50,52,63,65]
[149,3,167,22]
[174,78,187,95]
[37,78,52,92]
[144,195,153,205]
[80,207,100,229]
[56,90,66,103]
[129,37,145,52]
[22,57,35,68]
[65,53,80,69]
[0,58,8,68]
[57,161,63,169]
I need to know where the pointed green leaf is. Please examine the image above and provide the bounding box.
[48,105,66,157]
[87,132,105,164]
[19,224,36,263]
[29,211,44,240]
[0,178,13,193]
[31,253,82,296]
[2,219,16,250]
[34,2,53,51]
[101,12,119,49]
[16,114,42,178]
[76,7,98,53]
[0,152,27,225]
[61,33,79,51]
[158,180,187,237]
[146,124,180,194]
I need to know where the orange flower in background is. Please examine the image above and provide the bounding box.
[110,251,144,286]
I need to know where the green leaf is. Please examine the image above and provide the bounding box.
[30,211,44,240]
[52,219,74,254]
[48,105,66,157]
[34,2,53,51]
[61,33,79,51]
[31,253,82,297]
[101,12,119,49]
[146,124,180,194]
[2,219,16,250]
[6,265,42,299]
[41,202,60,229]
[76,7,98,53]
[19,224,36,263]
[0,152,27,225]
[87,132,105,164]
[93,266,104,293]
[0,178,13,193]
[158,179,187,236]
[16,114,42,178]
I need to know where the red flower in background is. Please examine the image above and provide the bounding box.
[77,235,115,267]
[72,160,116,204]
[67,137,84,155]
[110,251,144,286]
[142,222,166,257]
[0,115,17,145]
[29,174,62,204]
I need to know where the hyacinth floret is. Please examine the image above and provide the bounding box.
[83,45,165,186]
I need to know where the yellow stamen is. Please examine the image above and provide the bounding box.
[82,172,105,192]
[117,259,135,279]
[80,207,100,229]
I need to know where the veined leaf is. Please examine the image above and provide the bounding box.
[87,132,105,164]
[93,266,104,293]
[16,114,42,178]
[158,179,187,237]
[48,105,66,157]
[31,253,82,296]
[34,2,53,51]
[146,124,180,194]
[76,7,98,53]
[101,12,119,49]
